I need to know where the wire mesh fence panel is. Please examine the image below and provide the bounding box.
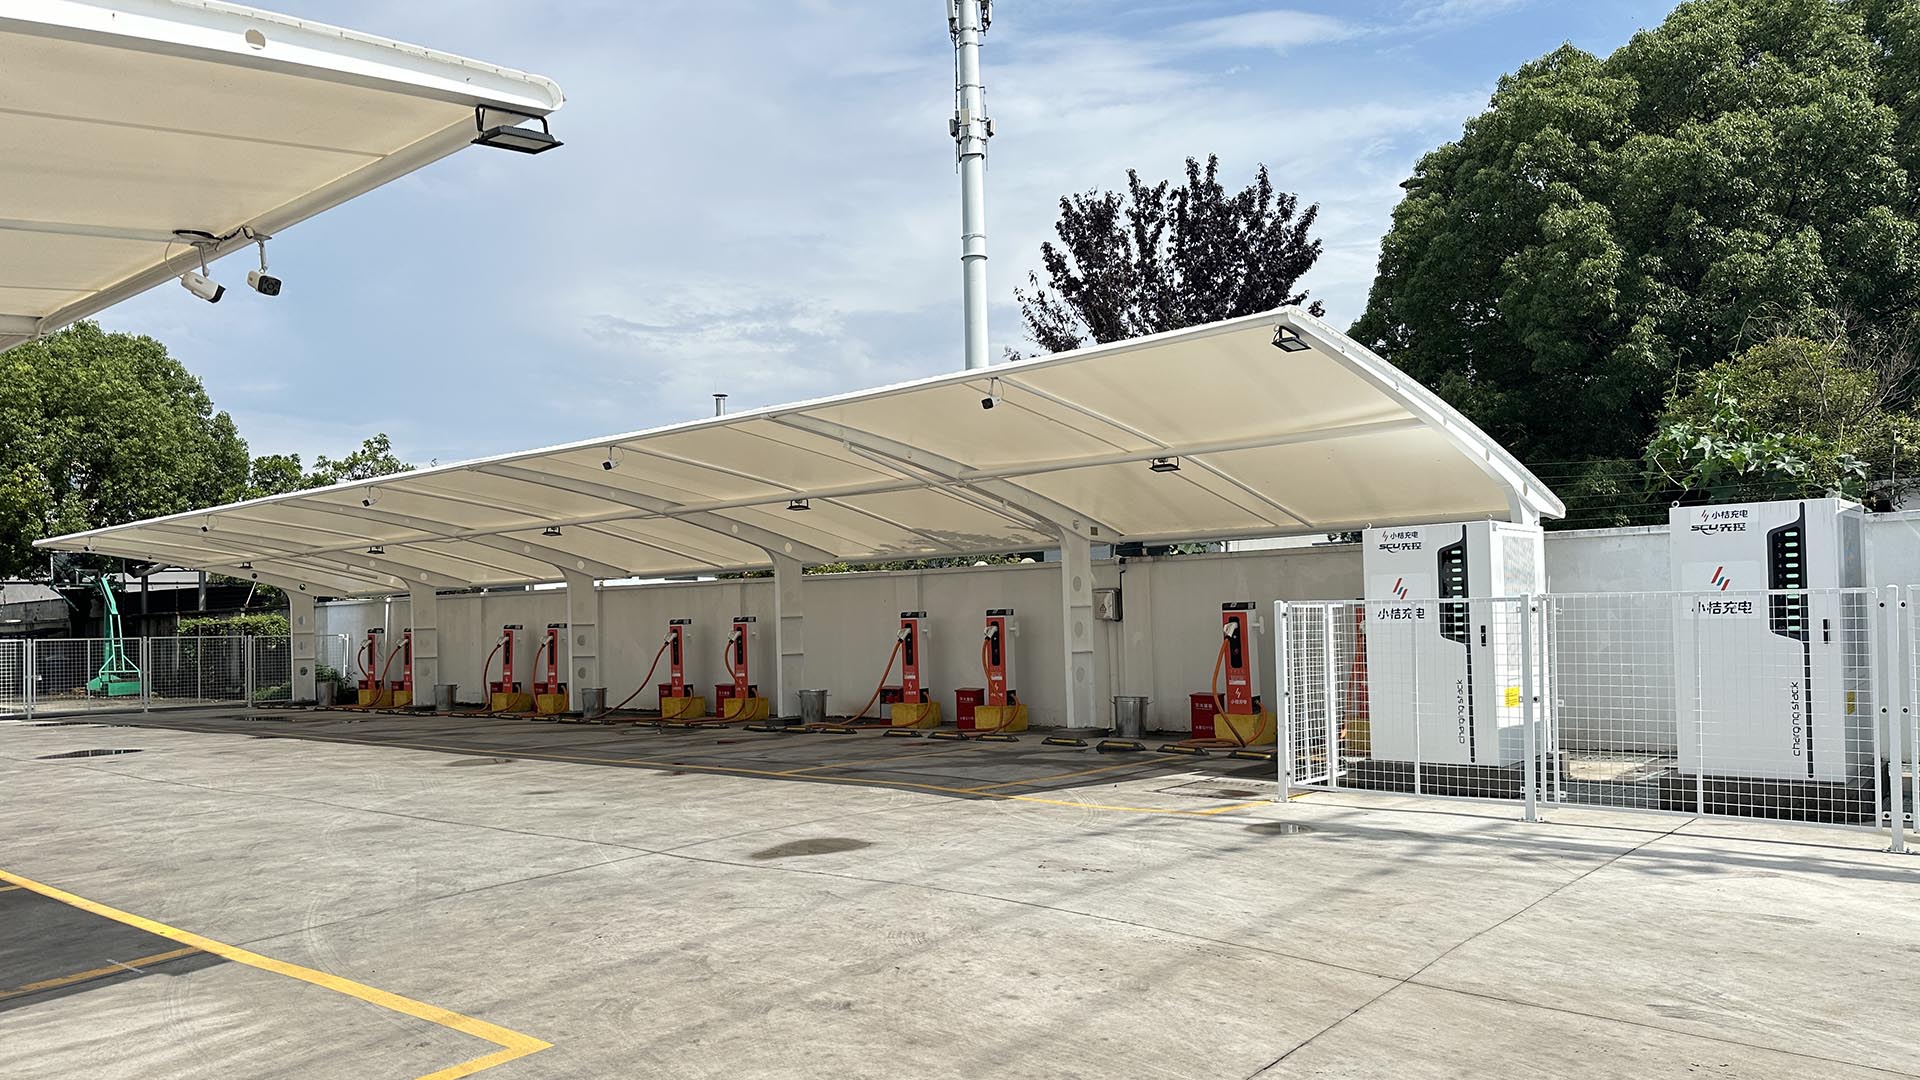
[1541,588,1880,828]
[253,636,292,702]
[30,638,138,715]
[1284,598,1541,808]
[1282,603,1333,787]
[0,640,25,717]
[318,634,351,682]
[145,636,247,707]
[1546,592,1684,812]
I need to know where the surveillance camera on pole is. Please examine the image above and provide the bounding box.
[247,234,282,296]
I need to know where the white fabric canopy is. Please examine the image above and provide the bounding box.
[37,309,1564,596]
[0,0,563,353]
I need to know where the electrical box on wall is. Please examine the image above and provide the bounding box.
[1094,588,1122,621]
[1669,498,1869,783]
[1360,520,1546,768]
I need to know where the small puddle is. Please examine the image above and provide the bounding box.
[39,748,144,759]
[749,837,873,860]
[1244,822,1313,837]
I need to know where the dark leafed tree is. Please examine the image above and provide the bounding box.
[1014,155,1324,356]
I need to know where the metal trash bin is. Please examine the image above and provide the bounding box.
[798,689,830,726]
[1112,695,1149,739]
[316,680,337,708]
[580,687,606,717]
[434,684,458,713]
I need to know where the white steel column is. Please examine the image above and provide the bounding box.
[288,590,317,702]
[949,0,992,370]
[772,553,805,718]
[562,568,602,713]
[1059,531,1096,729]
[405,584,440,694]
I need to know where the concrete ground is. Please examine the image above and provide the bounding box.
[0,707,1914,1080]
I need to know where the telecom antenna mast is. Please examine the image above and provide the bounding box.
[949,0,993,370]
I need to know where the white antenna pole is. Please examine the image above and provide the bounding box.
[950,0,993,370]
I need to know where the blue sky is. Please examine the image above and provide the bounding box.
[97,0,1679,466]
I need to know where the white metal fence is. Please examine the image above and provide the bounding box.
[0,634,314,718]
[1278,587,1911,848]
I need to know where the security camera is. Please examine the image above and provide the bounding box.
[980,395,995,410]
[180,270,224,303]
[601,459,615,471]
[361,497,373,507]
[247,269,282,296]
[980,377,1001,410]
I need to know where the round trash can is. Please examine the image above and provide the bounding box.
[798,689,830,726]
[579,687,607,718]
[433,684,458,713]
[316,680,337,708]
[1112,695,1149,739]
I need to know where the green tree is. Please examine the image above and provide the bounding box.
[1352,0,1920,519]
[1015,155,1323,356]
[1647,332,1920,502]
[0,322,249,574]
[241,435,412,499]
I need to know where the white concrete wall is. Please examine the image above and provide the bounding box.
[314,514,1920,736]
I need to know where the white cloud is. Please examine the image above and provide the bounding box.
[1175,10,1356,52]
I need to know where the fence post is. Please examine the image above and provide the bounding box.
[139,638,150,713]
[1884,587,1907,855]
[1274,600,1291,802]
[1520,595,1539,823]
[23,638,34,721]
[1321,606,1338,792]
[244,635,256,708]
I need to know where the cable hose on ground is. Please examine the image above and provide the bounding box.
[597,637,671,720]
[828,637,903,726]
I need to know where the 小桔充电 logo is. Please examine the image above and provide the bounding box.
[1391,577,1409,600]
[1710,566,1731,591]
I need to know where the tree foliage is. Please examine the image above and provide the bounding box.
[1353,0,1920,518]
[2,321,413,576]
[0,322,248,574]
[240,434,413,500]
[1016,155,1324,356]
[1647,332,1920,502]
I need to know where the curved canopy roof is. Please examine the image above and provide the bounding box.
[0,0,564,353]
[37,309,1565,597]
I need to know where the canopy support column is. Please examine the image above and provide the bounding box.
[562,569,601,714]
[405,585,440,696]
[1059,531,1097,730]
[289,590,317,702]
[771,553,805,718]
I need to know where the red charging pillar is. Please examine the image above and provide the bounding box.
[666,619,690,698]
[537,624,563,695]
[900,611,927,703]
[984,609,1012,706]
[359,628,382,691]
[398,629,414,695]
[727,616,753,699]
[1221,602,1255,715]
[491,625,521,695]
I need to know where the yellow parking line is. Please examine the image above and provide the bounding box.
[0,946,201,1001]
[0,868,550,1080]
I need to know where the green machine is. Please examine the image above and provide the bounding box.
[85,577,143,697]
